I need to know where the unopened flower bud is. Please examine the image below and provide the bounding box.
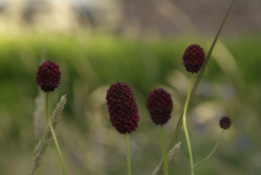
[36,61,61,92]
[146,88,173,125]
[183,44,205,73]
[106,82,140,134]
[219,116,231,130]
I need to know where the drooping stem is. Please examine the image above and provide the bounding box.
[160,125,169,175]
[126,133,131,175]
[193,130,224,169]
[46,92,67,175]
[182,74,194,175]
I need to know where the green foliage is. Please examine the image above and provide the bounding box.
[0,33,260,174]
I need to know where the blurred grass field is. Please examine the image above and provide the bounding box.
[0,32,260,175]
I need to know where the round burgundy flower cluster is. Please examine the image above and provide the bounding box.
[219,116,231,130]
[36,61,61,92]
[146,88,173,125]
[183,44,205,73]
[106,82,140,134]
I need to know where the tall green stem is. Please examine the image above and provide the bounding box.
[158,1,235,173]
[193,130,224,169]
[165,0,235,153]
[46,93,67,175]
[182,74,194,175]
[126,133,131,175]
[160,125,168,175]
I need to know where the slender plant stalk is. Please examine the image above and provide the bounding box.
[182,74,195,175]
[155,2,236,174]
[168,0,235,151]
[46,93,67,175]
[126,133,131,175]
[160,125,168,175]
[190,0,235,102]
[193,130,224,169]
[157,1,235,174]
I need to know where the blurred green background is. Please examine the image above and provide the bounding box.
[0,0,261,175]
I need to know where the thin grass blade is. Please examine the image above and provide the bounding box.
[157,0,235,174]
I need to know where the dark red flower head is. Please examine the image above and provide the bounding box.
[146,88,173,125]
[36,60,61,92]
[106,82,140,134]
[219,116,231,130]
[183,44,205,73]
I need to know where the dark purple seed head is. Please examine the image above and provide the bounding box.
[219,116,231,130]
[183,44,205,73]
[106,82,140,134]
[36,60,61,92]
[146,88,173,125]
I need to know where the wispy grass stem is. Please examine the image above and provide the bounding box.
[158,1,235,174]
[160,125,168,175]
[126,133,131,175]
[193,130,224,169]
[46,92,66,175]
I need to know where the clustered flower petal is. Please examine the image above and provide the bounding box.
[36,60,61,92]
[106,82,140,134]
[219,116,231,130]
[146,88,173,125]
[183,44,205,73]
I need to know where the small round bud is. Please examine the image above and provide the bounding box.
[219,116,231,130]
[146,88,173,125]
[36,61,61,92]
[106,82,140,134]
[183,44,205,73]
